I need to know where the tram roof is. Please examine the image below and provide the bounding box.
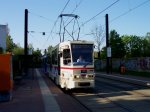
[59,40,94,45]
[52,40,94,51]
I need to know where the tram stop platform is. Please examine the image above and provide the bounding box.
[0,68,61,112]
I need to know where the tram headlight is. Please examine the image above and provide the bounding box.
[74,75,80,79]
[76,75,80,78]
[88,74,95,79]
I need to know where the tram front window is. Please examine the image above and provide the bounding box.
[71,44,93,65]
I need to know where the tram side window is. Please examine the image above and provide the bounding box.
[63,49,71,65]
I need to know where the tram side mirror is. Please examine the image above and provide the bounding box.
[59,52,62,57]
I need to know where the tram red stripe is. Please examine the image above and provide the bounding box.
[52,65,94,70]
[60,67,94,70]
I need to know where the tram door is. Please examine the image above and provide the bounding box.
[58,54,61,75]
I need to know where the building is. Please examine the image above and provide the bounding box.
[0,25,8,52]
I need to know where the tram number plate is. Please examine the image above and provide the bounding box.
[81,70,87,73]
[79,82,90,86]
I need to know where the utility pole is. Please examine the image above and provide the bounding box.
[105,14,111,74]
[24,9,28,56]
[24,9,28,74]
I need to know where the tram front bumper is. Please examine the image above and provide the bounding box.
[67,80,95,89]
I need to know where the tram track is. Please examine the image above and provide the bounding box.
[96,76,150,98]
[97,84,135,112]
[39,69,91,112]
[95,77,150,112]
[68,90,93,112]
[69,76,150,112]
[40,69,150,112]
[71,87,139,112]
[95,90,137,112]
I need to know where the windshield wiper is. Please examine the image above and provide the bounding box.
[83,62,92,68]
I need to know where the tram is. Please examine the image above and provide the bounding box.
[50,40,95,90]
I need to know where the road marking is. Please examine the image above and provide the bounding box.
[36,69,61,112]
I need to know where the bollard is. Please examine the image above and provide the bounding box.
[120,66,125,74]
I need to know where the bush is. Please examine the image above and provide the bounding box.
[0,47,3,54]
[125,70,150,77]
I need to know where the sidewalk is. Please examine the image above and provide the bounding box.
[0,69,45,112]
[96,71,150,87]
[96,71,150,82]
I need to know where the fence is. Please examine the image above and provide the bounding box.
[95,57,150,72]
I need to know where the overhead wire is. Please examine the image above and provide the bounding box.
[60,0,71,14]
[111,0,150,22]
[50,0,71,36]
[28,11,54,22]
[80,0,120,27]
[71,0,83,14]
[28,32,41,45]
[28,10,55,49]
[64,0,83,24]
[63,0,83,40]
[49,0,71,38]
[56,0,83,42]
[73,0,120,36]
[42,0,71,47]
[51,0,82,42]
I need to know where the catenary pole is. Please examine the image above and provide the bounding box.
[24,9,28,75]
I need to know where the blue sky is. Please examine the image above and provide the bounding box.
[0,0,150,52]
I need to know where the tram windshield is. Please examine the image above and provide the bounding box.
[71,44,93,66]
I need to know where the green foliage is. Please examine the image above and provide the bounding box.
[100,30,150,58]
[6,35,16,52]
[100,47,107,59]
[121,35,131,58]
[32,48,42,67]
[94,51,101,59]
[47,45,53,55]
[144,32,150,56]
[122,34,150,58]
[130,36,143,57]
[12,46,24,55]
[6,34,25,55]
[0,47,3,54]
[110,30,126,58]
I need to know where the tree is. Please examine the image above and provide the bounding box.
[0,47,3,54]
[100,46,107,59]
[110,30,126,58]
[130,36,143,57]
[32,48,42,67]
[47,45,53,55]
[122,35,143,57]
[144,32,150,56]
[91,25,105,59]
[6,35,16,52]
[141,38,149,57]
[121,35,130,58]
[12,46,24,55]
[46,45,53,64]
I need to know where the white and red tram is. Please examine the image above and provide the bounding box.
[50,40,95,90]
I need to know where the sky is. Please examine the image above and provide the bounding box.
[0,0,150,52]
